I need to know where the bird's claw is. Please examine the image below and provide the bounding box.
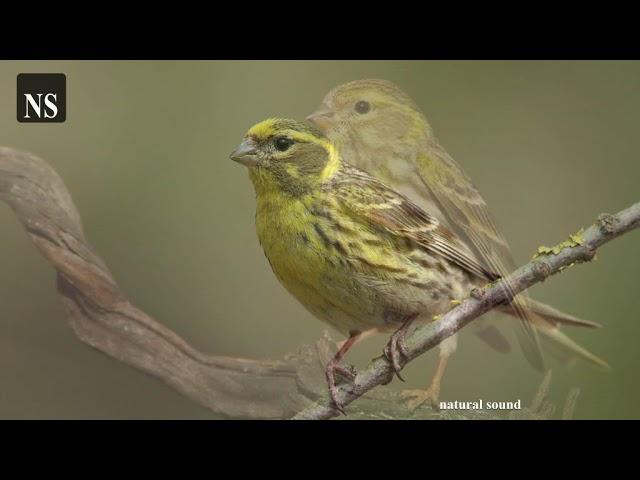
[383,328,409,381]
[400,385,441,412]
[325,358,357,415]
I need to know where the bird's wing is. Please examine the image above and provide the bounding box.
[414,145,544,370]
[415,145,516,272]
[330,166,499,283]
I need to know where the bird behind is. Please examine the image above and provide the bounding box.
[307,79,608,374]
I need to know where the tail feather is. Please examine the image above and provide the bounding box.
[498,299,602,329]
[497,298,609,370]
[538,326,610,370]
[525,299,602,329]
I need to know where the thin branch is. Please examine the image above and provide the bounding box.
[293,202,640,419]
[1,146,638,419]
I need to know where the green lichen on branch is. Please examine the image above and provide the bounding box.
[532,228,586,260]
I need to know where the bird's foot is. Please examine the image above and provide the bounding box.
[383,328,409,382]
[325,358,357,415]
[400,384,441,412]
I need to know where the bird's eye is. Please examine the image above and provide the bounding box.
[354,100,370,114]
[274,136,294,152]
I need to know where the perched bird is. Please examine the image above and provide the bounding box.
[307,79,608,409]
[230,118,602,413]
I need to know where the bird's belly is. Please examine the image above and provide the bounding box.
[255,199,391,334]
[255,198,476,335]
[261,243,391,334]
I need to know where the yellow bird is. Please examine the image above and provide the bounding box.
[307,79,608,409]
[230,118,603,413]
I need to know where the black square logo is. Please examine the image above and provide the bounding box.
[17,73,66,123]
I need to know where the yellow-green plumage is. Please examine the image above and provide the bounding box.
[235,118,491,337]
[231,114,606,412]
[307,78,608,371]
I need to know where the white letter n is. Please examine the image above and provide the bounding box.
[24,93,42,119]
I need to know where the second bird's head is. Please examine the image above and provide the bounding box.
[230,118,341,195]
[306,79,432,150]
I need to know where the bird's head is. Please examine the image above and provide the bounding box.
[307,79,432,151]
[230,118,341,196]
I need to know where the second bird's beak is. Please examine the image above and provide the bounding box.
[306,109,335,131]
[230,138,258,167]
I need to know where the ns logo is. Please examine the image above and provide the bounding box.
[17,73,66,123]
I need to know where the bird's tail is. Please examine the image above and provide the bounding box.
[522,298,602,329]
[537,326,610,370]
[498,299,609,370]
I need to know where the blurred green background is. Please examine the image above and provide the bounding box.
[0,61,638,419]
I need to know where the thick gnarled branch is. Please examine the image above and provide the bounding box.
[1,146,638,419]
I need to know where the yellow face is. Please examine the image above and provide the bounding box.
[230,118,341,194]
[307,79,428,147]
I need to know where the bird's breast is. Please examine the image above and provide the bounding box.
[255,194,330,292]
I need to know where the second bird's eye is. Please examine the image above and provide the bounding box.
[354,100,370,114]
[274,136,293,152]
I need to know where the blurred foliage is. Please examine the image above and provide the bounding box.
[0,61,638,418]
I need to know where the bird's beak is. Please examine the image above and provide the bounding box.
[306,109,335,131]
[230,138,258,167]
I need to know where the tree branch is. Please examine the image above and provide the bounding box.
[293,202,640,419]
[1,146,638,419]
